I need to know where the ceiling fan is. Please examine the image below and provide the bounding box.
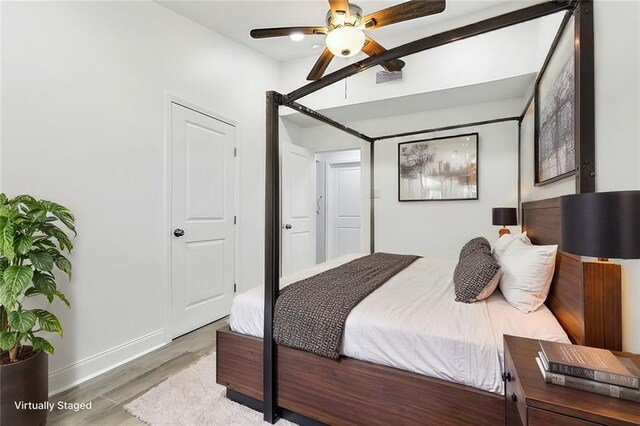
[250,0,446,81]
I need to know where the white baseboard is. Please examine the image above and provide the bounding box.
[48,328,167,396]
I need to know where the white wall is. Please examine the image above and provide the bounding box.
[1,1,278,393]
[302,99,521,259]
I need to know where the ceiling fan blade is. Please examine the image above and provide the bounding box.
[250,27,327,39]
[329,0,351,17]
[362,37,406,72]
[307,48,335,81]
[364,0,446,30]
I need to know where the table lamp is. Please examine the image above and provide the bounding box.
[492,207,518,237]
[561,191,640,351]
[561,191,640,261]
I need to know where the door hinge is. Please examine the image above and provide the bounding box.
[234,147,237,157]
[234,216,237,225]
[233,283,237,293]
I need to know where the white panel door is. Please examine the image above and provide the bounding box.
[171,103,235,338]
[281,143,316,275]
[327,162,361,260]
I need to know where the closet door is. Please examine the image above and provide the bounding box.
[327,162,361,260]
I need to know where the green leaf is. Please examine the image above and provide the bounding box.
[0,193,7,205]
[33,237,55,249]
[3,266,34,294]
[0,219,15,261]
[32,271,56,301]
[13,194,38,209]
[40,224,73,252]
[0,331,18,351]
[42,201,76,235]
[54,290,71,308]
[30,336,54,354]
[25,287,51,302]
[0,258,8,275]
[8,309,37,332]
[29,250,54,272]
[15,235,33,255]
[34,309,63,336]
[0,205,10,219]
[53,254,72,279]
[0,281,16,310]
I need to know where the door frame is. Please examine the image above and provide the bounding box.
[163,94,239,343]
[325,160,362,261]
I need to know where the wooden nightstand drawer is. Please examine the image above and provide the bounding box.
[528,407,600,426]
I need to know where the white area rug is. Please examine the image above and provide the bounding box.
[124,353,295,425]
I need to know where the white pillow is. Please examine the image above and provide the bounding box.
[497,239,557,313]
[493,231,532,261]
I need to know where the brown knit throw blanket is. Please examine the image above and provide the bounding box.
[273,252,420,359]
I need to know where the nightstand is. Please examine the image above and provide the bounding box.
[503,335,640,426]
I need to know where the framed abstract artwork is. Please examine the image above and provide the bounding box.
[535,16,576,185]
[398,133,478,201]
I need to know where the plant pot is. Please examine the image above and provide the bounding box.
[0,349,48,426]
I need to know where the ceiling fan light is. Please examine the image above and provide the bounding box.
[325,26,365,58]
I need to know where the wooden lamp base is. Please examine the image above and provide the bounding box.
[498,226,511,237]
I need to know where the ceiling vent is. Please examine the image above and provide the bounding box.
[376,70,403,84]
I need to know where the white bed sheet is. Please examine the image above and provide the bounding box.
[230,254,570,394]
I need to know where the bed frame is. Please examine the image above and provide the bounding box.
[216,197,622,425]
[218,1,602,423]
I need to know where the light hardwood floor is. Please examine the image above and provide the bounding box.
[48,317,229,425]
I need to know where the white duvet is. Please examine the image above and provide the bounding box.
[230,254,570,394]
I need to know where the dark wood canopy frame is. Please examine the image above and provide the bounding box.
[219,1,601,424]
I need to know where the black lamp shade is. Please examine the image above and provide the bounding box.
[492,207,517,226]
[561,191,640,259]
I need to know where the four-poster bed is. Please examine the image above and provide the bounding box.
[217,1,604,424]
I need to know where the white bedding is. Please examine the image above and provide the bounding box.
[230,254,570,394]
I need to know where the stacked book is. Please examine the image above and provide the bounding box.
[536,341,640,402]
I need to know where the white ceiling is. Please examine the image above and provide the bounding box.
[281,72,535,129]
[156,0,539,61]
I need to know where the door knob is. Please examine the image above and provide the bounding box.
[173,228,185,237]
[284,224,292,230]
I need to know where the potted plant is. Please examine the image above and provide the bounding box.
[0,194,75,426]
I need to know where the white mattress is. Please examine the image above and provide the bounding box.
[230,254,570,394]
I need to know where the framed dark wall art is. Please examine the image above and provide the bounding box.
[398,133,478,201]
[535,16,576,185]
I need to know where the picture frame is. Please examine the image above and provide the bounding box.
[398,133,479,202]
[534,16,576,186]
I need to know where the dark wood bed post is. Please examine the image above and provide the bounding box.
[574,0,595,194]
[370,141,375,253]
[264,90,282,423]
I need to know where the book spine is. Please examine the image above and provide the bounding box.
[544,370,640,402]
[547,361,640,389]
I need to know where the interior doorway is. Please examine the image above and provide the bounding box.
[315,150,362,264]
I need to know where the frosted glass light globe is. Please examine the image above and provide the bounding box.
[325,26,365,58]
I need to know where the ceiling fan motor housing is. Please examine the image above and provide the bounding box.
[325,4,364,30]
